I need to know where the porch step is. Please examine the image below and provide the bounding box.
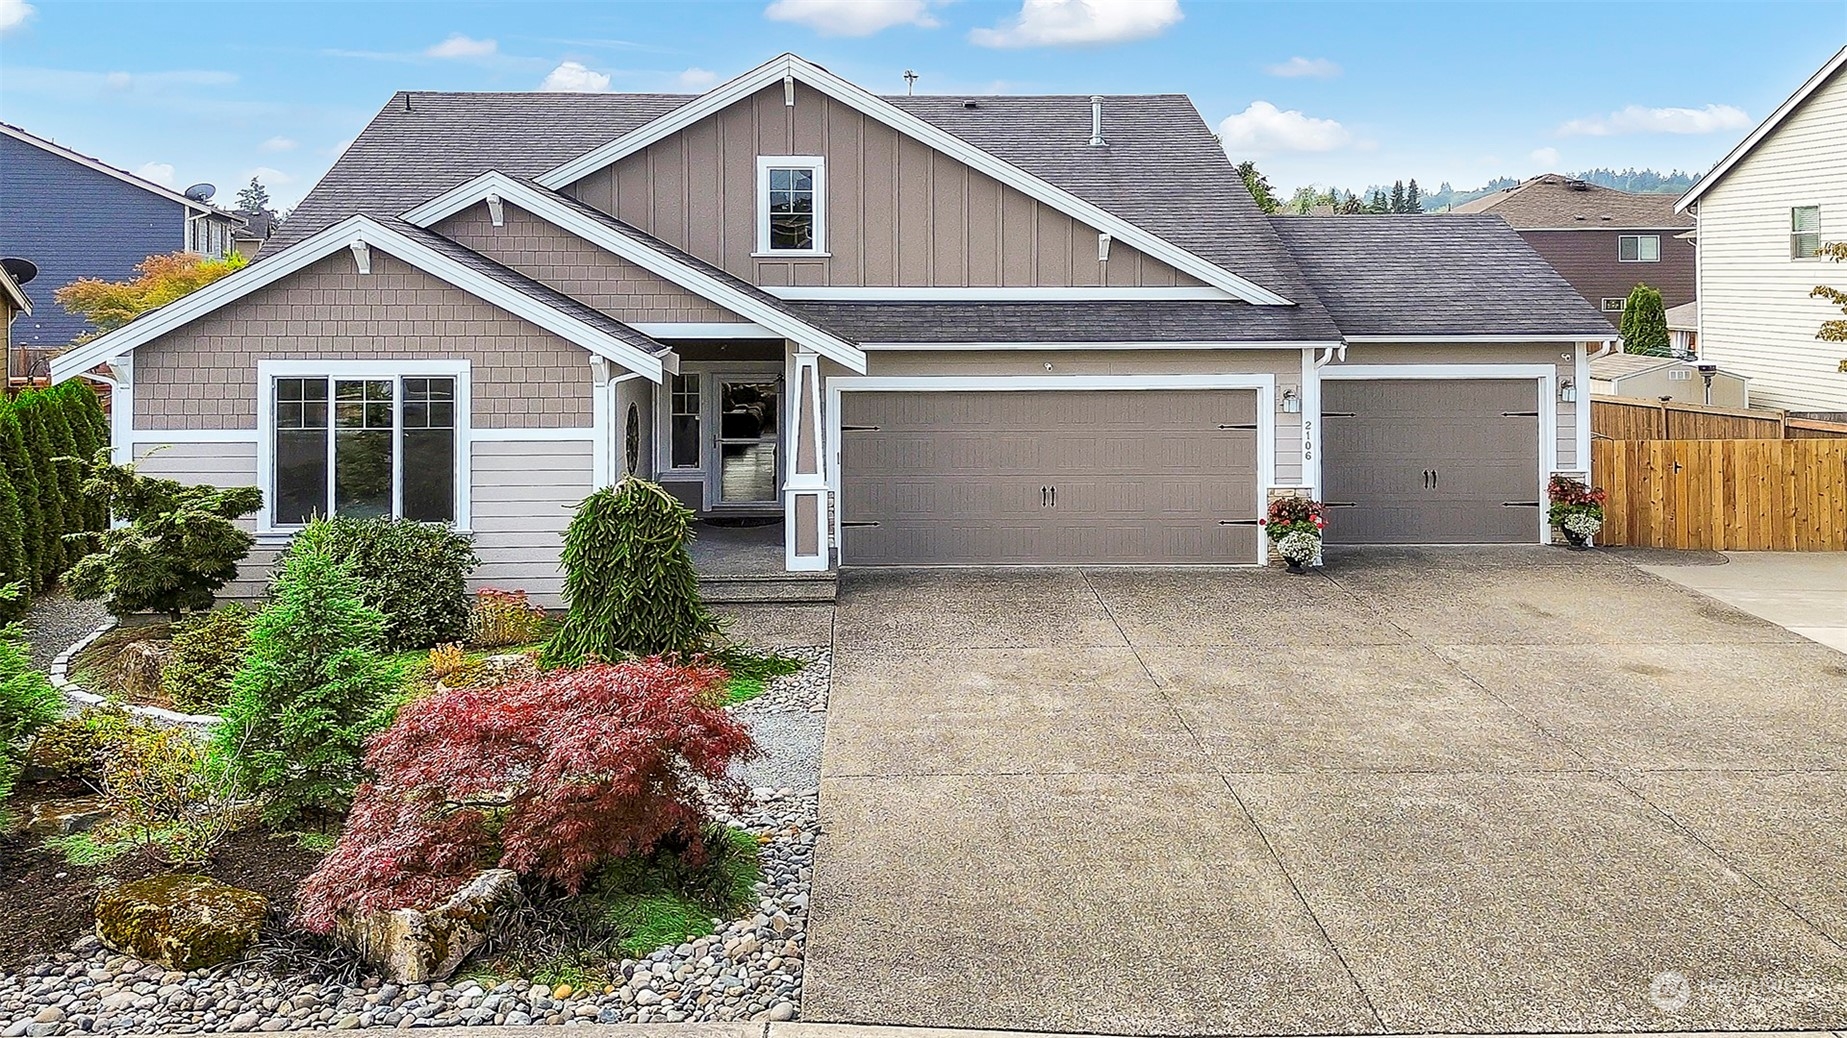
[699,572,838,605]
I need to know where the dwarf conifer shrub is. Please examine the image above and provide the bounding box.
[211,522,399,823]
[277,517,478,652]
[293,659,753,932]
[543,478,717,667]
[64,451,262,619]
[160,606,253,714]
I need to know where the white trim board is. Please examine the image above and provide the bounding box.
[469,426,597,442]
[529,54,1294,307]
[823,373,1276,567]
[762,285,1235,302]
[860,340,1341,352]
[402,173,865,373]
[1676,45,1847,212]
[1342,335,1613,344]
[125,429,261,445]
[1318,363,1558,543]
[49,215,671,385]
[630,322,779,339]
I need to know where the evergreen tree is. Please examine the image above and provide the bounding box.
[1339,190,1363,215]
[1390,180,1406,213]
[55,384,107,532]
[543,477,718,667]
[1234,160,1281,214]
[37,391,86,552]
[0,462,27,618]
[1619,284,1672,357]
[1405,179,1424,213]
[1368,189,1388,213]
[16,397,67,588]
[235,177,273,218]
[0,408,42,594]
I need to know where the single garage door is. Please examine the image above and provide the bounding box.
[1321,379,1541,544]
[838,389,1259,565]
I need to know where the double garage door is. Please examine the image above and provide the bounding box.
[833,379,1544,565]
[838,389,1260,565]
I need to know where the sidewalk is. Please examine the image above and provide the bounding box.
[1634,551,1847,653]
[149,1026,1847,1038]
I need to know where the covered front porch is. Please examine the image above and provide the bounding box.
[688,519,836,603]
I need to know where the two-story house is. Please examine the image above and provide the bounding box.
[1676,45,1847,415]
[50,54,1612,595]
[0,122,245,354]
[1451,173,1696,322]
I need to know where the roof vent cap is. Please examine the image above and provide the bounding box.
[1089,95,1105,147]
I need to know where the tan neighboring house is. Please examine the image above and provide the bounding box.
[1451,173,1695,322]
[1589,351,1748,408]
[50,54,1614,602]
[1676,45,1847,415]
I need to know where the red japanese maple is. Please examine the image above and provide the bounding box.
[293,659,754,932]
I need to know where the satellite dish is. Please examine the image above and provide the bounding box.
[183,183,216,202]
[0,258,38,286]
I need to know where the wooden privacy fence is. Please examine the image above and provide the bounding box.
[1593,395,1847,440]
[1593,438,1847,551]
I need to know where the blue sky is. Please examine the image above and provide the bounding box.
[2,0,1844,211]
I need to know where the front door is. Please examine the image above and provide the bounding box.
[710,375,782,509]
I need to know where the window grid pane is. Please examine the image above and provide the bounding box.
[273,377,329,526]
[766,166,816,251]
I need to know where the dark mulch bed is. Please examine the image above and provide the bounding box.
[0,778,326,972]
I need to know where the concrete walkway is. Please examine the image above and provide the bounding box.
[806,549,1847,1036]
[179,1026,1847,1037]
[1634,551,1847,654]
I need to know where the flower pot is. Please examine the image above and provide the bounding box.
[1562,529,1590,551]
[1284,559,1308,574]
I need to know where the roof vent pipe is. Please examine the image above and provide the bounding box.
[1089,95,1105,147]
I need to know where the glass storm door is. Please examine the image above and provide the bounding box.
[712,376,781,507]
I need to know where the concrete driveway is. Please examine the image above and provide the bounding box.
[804,548,1847,1035]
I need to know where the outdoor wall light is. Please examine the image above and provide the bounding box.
[1559,378,1578,403]
[1280,387,1302,413]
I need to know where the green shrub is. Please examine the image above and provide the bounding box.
[543,477,717,667]
[55,383,110,532]
[25,705,134,781]
[15,398,68,588]
[1620,284,1671,357]
[0,583,63,824]
[64,449,262,619]
[0,461,26,619]
[160,607,253,714]
[212,521,399,823]
[0,408,44,595]
[100,720,238,865]
[276,517,477,652]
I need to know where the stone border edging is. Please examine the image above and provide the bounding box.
[47,618,223,729]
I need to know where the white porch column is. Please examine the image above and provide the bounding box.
[107,355,133,467]
[783,347,829,571]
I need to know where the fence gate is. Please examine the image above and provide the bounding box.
[1593,439,1847,551]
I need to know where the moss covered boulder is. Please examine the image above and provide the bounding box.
[334,868,519,982]
[94,874,268,971]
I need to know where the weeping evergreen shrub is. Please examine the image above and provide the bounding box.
[542,477,718,667]
[0,406,43,591]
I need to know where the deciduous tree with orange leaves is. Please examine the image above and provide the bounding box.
[52,250,246,343]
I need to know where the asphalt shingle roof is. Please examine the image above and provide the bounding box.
[787,300,1337,344]
[1268,215,1618,340]
[387,219,673,358]
[1449,174,1694,229]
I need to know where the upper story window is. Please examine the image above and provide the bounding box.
[263,363,466,532]
[1617,234,1660,263]
[756,157,826,255]
[1792,206,1822,259]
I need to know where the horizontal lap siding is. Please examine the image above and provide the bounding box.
[469,440,593,607]
[130,442,278,600]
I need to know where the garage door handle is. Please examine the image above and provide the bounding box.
[1502,501,1541,508]
[1041,486,1049,507]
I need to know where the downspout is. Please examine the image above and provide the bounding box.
[1589,339,1616,361]
[1313,343,1347,368]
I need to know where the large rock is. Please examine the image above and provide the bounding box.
[25,795,112,837]
[94,874,268,971]
[334,869,520,983]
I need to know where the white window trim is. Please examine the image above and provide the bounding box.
[1791,205,1823,261]
[254,359,473,537]
[823,373,1277,567]
[1617,233,1660,263]
[1601,298,1628,312]
[659,370,707,476]
[755,156,827,257]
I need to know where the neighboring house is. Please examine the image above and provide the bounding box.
[0,262,30,373]
[49,54,1613,599]
[1589,352,1748,408]
[1676,45,1847,414]
[1452,173,1696,321]
[0,122,245,348]
[233,210,276,255]
[1666,300,1699,356]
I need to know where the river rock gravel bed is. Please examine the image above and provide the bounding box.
[2,649,832,1032]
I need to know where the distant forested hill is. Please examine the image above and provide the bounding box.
[1417,168,1698,211]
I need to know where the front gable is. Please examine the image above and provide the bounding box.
[563,81,1206,293]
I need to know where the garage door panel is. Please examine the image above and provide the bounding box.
[839,390,1259,565]
[1322,379,1540,545]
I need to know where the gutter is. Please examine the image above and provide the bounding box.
[1314,343,1347,368]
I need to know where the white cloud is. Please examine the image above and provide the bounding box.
[970,0,1181,47]
[0,0,34,32]
[540,61,611,92]
[245,165,294,186]
[1265,56,1339,79]
[1557,103,1750,137]
[135,162,175,187]
[1217,101,1351,156]
[426,33,497,59]
[261,135,298,153]
[764,0,939,36]
[676,67,719,90]
[1529,146,1559,167]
